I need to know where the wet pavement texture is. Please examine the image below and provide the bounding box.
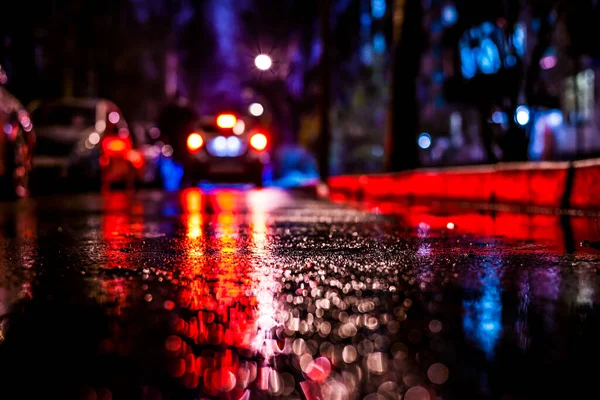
[0,188,599,400]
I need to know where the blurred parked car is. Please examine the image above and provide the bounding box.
[30,98,145,190]
[180,113,270,187]
[0,67,35,199]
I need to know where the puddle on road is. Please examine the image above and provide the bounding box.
[0,190,599,399]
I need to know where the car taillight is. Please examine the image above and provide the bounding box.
[187,133,204,153]
[103,137,129,154]
[126,150,145,169]
[250,133,268,151]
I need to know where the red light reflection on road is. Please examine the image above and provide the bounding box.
[95,192,146,359]
[101,192,144,271]
[335,197,582,252]
[183,188,204,241]
[333,193,600,255]
[167,189,263,395]
[98,192,144,314]
[164,189,290,396]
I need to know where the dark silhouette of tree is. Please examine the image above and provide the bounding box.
[387,0,424,171]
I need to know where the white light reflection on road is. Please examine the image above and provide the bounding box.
[248,189,288,395]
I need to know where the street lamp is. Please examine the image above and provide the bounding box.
[255,54,272,71]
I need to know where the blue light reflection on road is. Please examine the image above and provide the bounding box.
[159,158,184,191]
[463,261,503,358]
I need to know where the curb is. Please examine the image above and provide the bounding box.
[328,160,600,211]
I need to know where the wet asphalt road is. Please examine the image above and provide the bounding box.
[0,188,599,400]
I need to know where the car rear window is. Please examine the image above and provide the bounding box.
[200,124,222,133]
[33,105,96,127]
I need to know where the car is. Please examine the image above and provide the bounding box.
[180,113,270,187]
[98,122,145,191]
[0,68,35,199]
[29,98,144,190]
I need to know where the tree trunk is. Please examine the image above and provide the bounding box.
[386,0,423,172]
[318,0,332,181]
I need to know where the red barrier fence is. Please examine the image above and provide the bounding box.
[328,160,600,211]
[571,159,600,210]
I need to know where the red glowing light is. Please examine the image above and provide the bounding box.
[250,133,268,151]
[165,335,183,352]
[103,137,128,153]
[126,150,145,168]
[187,133,204,152]
[99,155,110,167]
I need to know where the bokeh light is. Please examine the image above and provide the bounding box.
[250,133,268,151]
[418,133,432,150]
[95,120,106,132]
[442,4,458,26]
[255,54,272,71]
[88,132,100,145]
[233,119,245,135]
[249,103,264,117]
[515,105,530,126]
[108,111,120,124]
[216,113,237,129]
[427,363,449,385]
[540,55,557,70]
[186,133,204,152]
